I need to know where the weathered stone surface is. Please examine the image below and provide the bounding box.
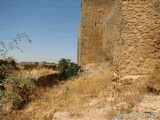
[78,0,160,79]
[78,0,110,65]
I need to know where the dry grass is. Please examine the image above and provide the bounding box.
[44,69,112,110]
[105,110,117,120]
[4,62,159,120]
[4,63,113,120]
[19,67,57,76]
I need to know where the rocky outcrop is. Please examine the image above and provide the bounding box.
[78,0,160,80]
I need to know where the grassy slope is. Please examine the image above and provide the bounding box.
[4,63,160,120]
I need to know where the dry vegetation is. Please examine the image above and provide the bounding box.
[18,67,57,76]
[3,62,160,120]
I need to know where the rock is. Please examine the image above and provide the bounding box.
[132,95,160,117]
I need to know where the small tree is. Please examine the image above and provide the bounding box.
[2,74,36,110]
[57,59,81,80]
[0,34,34,112]
[0,33,32,89]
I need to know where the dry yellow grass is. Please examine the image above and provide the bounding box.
[4,62,159,120]
[19,67,57,76]
[105,109,117,120]
[4,63,113,120]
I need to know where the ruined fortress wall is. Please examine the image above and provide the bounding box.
[78,0,109,65]
[119,0,160,78]
[78,0,160,79]
[102,0,122,73]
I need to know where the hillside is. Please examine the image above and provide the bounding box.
[3,62,160,120]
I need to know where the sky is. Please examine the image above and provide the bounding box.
[0,0,81,63]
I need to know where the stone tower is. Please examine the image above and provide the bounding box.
[78,0,110,65]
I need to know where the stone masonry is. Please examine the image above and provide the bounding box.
[78,0,160,79]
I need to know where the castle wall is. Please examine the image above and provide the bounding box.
[78,0,160,79]
[102,0,122,72]
[78,0,109,65]
[119,0,160,78]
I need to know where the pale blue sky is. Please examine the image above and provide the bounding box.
[0,0,81,63]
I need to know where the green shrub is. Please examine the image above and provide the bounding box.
[0,58,17,90]
[57,59,81,80]
[1,74,36,110]
[0,33,31,90]
[4,57,16,67]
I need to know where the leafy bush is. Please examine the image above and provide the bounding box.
[0,33,33,118]
[0,33,31,90]
[1,74,36,110]
[4,57,16,67]
[57,59,81,80]
[0,57,17,90]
